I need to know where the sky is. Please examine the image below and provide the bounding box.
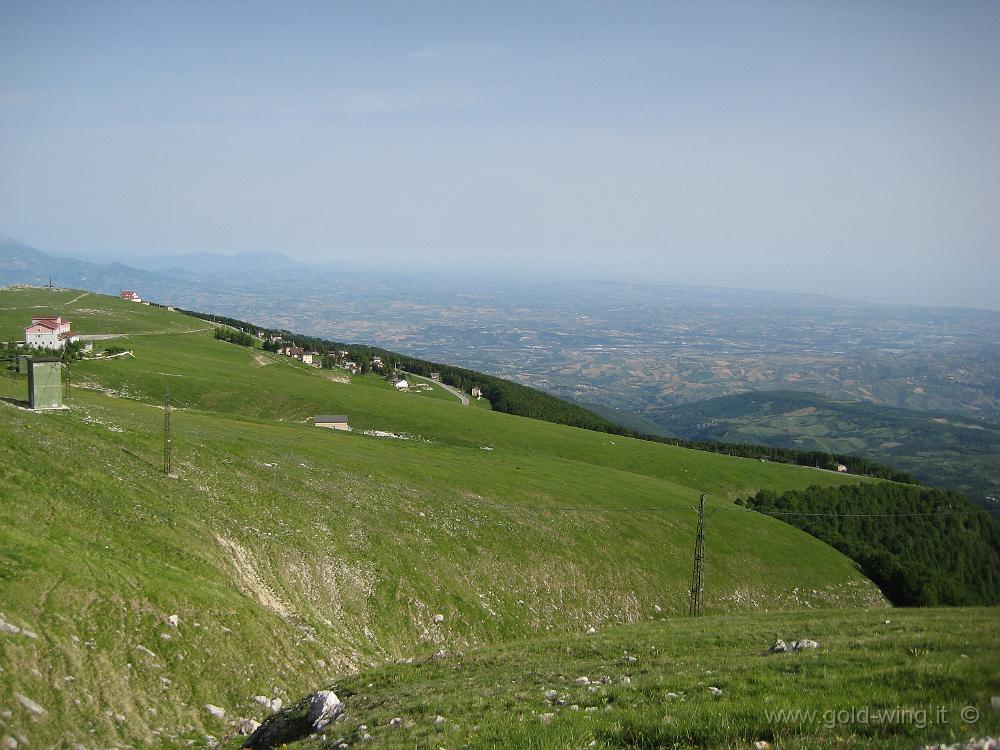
[1,1,998,309]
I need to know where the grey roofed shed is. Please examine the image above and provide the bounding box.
[315,415,349,423]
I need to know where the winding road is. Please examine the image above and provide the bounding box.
[405,372,470,405]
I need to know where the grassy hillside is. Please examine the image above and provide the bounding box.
[232,607,1000,749]
[658,390,1000,507]
[0,289,892,748]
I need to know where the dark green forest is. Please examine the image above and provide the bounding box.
[740,483,1000,606]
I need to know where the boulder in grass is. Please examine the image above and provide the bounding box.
[204,704,226,720]
[307,691,343,731]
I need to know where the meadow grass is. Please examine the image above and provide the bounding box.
[250,606,1000,749]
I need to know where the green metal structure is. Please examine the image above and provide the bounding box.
[27,357,64,409]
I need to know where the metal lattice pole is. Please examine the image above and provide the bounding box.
[164,386,172,476]
[689,493,706,616]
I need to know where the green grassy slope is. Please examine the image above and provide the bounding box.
[0,289,891,748]
[657,390,1000,506]
[239,607,1000,749]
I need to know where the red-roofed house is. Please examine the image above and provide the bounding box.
[120,290,142,302]
[24,317,80,349]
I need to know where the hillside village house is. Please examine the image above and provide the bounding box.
[300,352,314,365]
[394,379,409,390]
[24,317,79,350]
[836,464,849,472]
[471,386,484,399]
[314,415,350,431]
[120,290,142,302]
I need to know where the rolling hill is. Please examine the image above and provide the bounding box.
[658,390,1000,508]
[0,289,995,749]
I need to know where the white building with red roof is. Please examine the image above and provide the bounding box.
[24,316,80,350]
[120,290,142,302]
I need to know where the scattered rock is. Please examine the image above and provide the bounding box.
[754,742,772,750]
[621,676,631,685]
[543,689,558,701]
[570,704,580,711]
[253,695,282,713]
[432,614,445,623]
[574,676,591,686]
[538,713,555,724]
[233,718,260,737]
[585,706,599,713]
[709,687,723,697]
[14,694,46,715]
[136,645,158,659]
[922,739,999,750]
[388,717,402,727]
[586,626,597,634]
[666,692,679,701]
[2,737,16,750]
[204,704,226,719]
[653,605,662,613]
[434,715,446,725]
[623,655,638,664]
[308,691,343,731]
[769,638,820,653]
[166,615,180,627]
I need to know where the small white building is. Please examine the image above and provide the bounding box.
[394,379,409,391]
[24,316,79,350]
[300,352,314,365]
[836,464,848,473]
[471,386,483,399]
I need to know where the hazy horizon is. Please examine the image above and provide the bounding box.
[2,1,998,309]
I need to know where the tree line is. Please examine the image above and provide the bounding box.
[740,483,1000,606]
[213,327,255,347]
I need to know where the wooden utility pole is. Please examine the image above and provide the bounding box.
[689,493,707,616]
[163,386,173,476]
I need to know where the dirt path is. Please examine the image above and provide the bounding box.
[79,327,212,341]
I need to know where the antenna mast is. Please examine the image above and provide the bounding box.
[689,493,707,616]
[164,386,173,476]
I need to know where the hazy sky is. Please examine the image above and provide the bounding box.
[1,1,998,308]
